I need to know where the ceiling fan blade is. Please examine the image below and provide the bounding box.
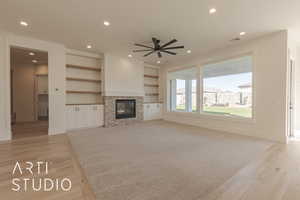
[144,51,155,57]
[133,49,153,52]
[160,39,178,49]
[134,43,153,49]
[161,46,185,50]
[158,52,162,58]
[161,50,176,55]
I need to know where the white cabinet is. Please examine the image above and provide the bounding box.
[66,105,104,130]
[90,105,104,127]
[144,103,162,120]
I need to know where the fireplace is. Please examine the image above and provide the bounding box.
[104,96,143,127]
[115,99,136,119]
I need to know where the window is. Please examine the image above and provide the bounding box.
[175,79,186,110]
[202,56,252,118]
[168,55,253,119]
[169,67,198,112]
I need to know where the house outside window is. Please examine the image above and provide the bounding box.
[168,55,253,119]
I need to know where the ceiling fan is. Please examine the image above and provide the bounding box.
[133,37,184,58]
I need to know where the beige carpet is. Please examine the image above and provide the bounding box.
[68,120,273,200]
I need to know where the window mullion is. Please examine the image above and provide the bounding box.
[199,67,203,113]
[186,80,192,112]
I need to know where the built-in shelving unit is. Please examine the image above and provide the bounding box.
[66,52,103,105]
[144,64,160,103]
[144,84,159,87]
[66,90,101,94]
[66,64,101,71]
[145,93,159,96]
[144,74,159,79]
[66,77,101,83]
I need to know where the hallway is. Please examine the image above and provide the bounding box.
[12,121,48,140]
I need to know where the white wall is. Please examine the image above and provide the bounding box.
[161,31,289,143]
[0,32,10,140]
[103,54,144,96]
[12,63,36,122]
[0,31,66,140]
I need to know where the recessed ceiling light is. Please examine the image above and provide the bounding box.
[209,8,217,14]
[29,52,35,56]
[86,44,92,49]
[32,60,37,63]
[128,54,133,58]
[240,32,246,36]
[157,61,161,64]
[187,50,192,54]
[20,21,28,26]
[104,21,110,26]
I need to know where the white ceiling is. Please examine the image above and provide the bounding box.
[1,0,300,66]
[11,47,48,66]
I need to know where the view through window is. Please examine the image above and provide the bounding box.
[169,67,198,112]
[169,56,253,118]
[176,79,186,110]
[202,56,252,118]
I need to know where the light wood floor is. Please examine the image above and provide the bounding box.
[12,121,48,140]
[0,121,300,199]
[0,134,96,200]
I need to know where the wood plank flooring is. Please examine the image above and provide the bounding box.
[202,141,300,200]
[12,121,48,140]
[0,134,95,200]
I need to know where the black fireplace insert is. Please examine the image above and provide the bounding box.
[115,99,136,119]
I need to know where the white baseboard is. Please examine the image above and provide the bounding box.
[48,128,66,136]
[0,130,12,141]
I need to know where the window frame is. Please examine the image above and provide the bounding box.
[168,67,200,113]
[167,53,256,122]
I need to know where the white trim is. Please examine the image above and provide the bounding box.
[65,48,103,59]
[166,110,255,124]
[186,80,192,112]
[104,90,145,97]
[144,63,160,69]
[0,130,11,141]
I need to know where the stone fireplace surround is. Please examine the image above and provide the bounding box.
[104,96,144,127]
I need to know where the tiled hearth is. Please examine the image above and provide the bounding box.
[104,96,144,127]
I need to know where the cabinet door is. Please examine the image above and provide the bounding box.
[66,106,74,130]
[80,105,90,128]
[73,106,81,129]
[90,105,98,127]
[157,104,162,119]
[154,104,162,119]
[143,104,150,120]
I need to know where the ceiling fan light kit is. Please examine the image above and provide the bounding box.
[133,37,184,58]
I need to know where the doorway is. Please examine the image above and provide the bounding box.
[288,59,297,139]
[10,47,49,139]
